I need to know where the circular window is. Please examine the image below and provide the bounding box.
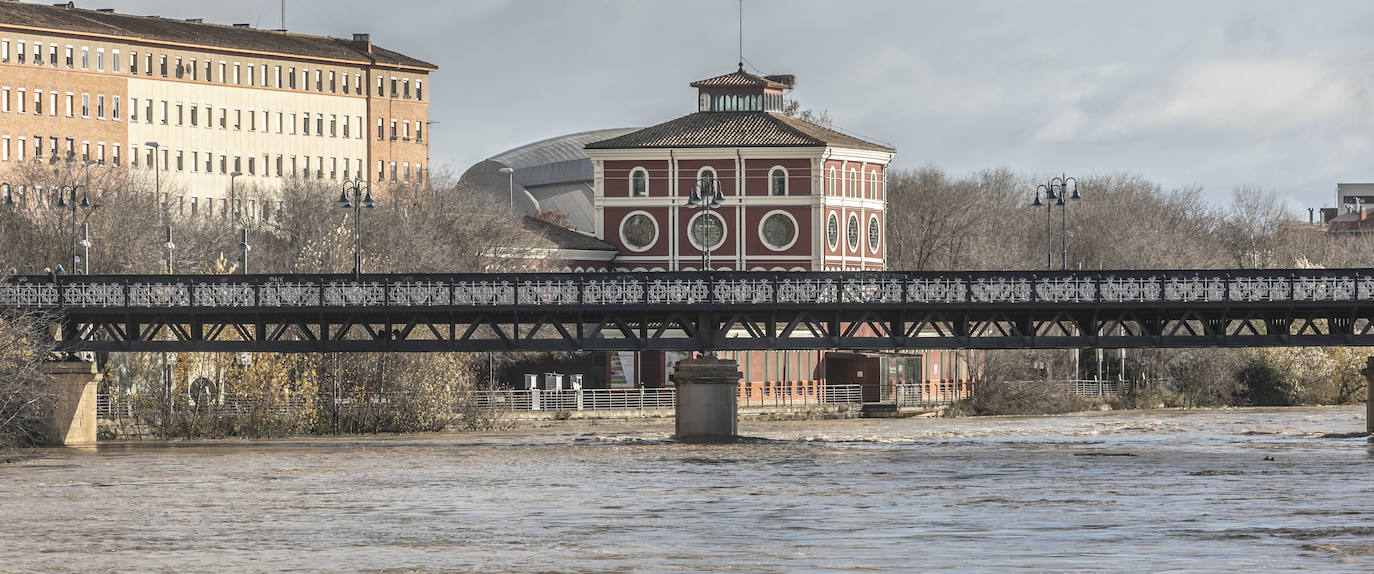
[619,211,657,252]
[759,210,798,251]
[867,215,881,254]
[847,213,861,252]
[688,211,727,251]
[826,212,840,251]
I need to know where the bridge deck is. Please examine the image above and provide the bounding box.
[3,270,1373,352]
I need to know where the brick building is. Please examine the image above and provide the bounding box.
[0,1,434,219]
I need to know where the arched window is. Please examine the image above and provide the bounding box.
[630,168,648,197]
[697,167,717,198]
[827,167,837,196]
[769,167,787,196]
[849,169,859,198]
[870,171,880,200]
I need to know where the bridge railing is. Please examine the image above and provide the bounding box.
[894,383,973,406]
[6,268,1374,310]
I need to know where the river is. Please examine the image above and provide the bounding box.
[3,406,1372,572]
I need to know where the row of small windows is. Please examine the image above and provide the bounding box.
[826,167,884,199]
[0,87,419,145]
[698,91,784,113]
[0,134,121,166]
[1,87,116,120]
[0,185,278,223]
[0,135,424,186]
[0,38,424,100]
[825,211,882,255]
[627,166,792,197]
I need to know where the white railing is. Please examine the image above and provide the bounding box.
[894,382,973,406]
[472,388,677,412]
[737,382,862,407]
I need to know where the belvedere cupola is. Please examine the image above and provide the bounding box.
[692,65,794,113]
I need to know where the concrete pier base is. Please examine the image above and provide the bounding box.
[672,357,741,441]
[43,361,101,447]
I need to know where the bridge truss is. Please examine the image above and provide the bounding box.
[4,270,1374,352]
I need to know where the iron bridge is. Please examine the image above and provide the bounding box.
[4,269,1374,353]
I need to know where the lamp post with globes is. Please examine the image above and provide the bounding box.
[336,178,375,277]
[684,175,726,271]
[56,185,94,274]
[1031,175,1081,271]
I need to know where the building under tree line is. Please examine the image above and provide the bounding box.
[0,0,435,220]
[463,67,974,400]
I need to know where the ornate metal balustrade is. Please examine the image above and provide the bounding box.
[4,269,1374,352]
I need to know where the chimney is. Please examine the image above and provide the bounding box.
[1309,208,1314,225]
[351,33,373,53]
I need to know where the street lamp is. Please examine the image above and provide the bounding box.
[56,185,94,274]
[336,178,375,277]
[229,170,243,226]
[498,166,514,211]
[1031,175,1081,271]
[684,175,726,271]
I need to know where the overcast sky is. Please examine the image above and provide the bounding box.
[98,0,1374,209]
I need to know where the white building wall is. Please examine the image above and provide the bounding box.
[126,76,367,209]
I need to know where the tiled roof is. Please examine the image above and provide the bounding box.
[0,2,436,69]
[690,69,788,89]
[584,111,895,153]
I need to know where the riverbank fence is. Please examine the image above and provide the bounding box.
[97,383,868,420]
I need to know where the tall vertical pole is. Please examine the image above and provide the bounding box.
[1045,199,1052,271]
[68,188,77,273]
[1060,194,1068,271]
[353,192,362,277]
[240,229,249,274]
[81,222,90,274]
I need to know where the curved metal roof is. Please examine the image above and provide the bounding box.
[489,128,639,170]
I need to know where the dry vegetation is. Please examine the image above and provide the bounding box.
[887,166,1371,414]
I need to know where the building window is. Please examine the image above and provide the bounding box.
[769,167,787,196]
[235,109,242,130]
[416,80,422,100]
[827,212,840,251]
[403,79,410,98]
[316,115,323,137]
[160,100,167,124]
[220,107,227,129]
[96,48,104,71]
[81,93,89,118]
[870,171,881,200]
[760,210,799,251]
[233,63,240,84]
[145,99,152,123]
[867,214,881,254]
[314,69,321,91]
[1,88,8,113]
[64,45,72,68]
[389,119,397,140]
[176,149,184,171]
[49,44,57,66]
[848,169,860,198]
[218,62,226,83]
[160,54,168,77]
[96,95,105,119]
[847,213,861,252]
[827,167,837,195]
[329,71,336,92]
[630,168,648,197]
[288,67,296,88]
[697,167,718,197]
[376,117,383,140]
[619,211,658,252]
[688,211,727,252]
[416,122,423,142]
[303,113,310,136]
[80,47,88,69]
[176,103,183,125]
[390,162,397,182]
[112,49,119,72]
[342,116,349,138]
[330,115,337,137]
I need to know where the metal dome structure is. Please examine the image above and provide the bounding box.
[459,128,638,233]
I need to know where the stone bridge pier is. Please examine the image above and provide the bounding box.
[671,357,742,442]
[1365,358,1374,438]
[43,361,101,447]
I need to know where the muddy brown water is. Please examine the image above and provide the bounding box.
[3,406,1372,572]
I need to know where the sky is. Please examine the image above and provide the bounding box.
[94,0,1374,209]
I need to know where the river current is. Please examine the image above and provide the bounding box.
[3,406,1372,573]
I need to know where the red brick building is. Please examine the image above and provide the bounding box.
[584,68,894,272]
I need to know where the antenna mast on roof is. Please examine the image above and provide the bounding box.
[281,0,286,31]
[736,0,747,71]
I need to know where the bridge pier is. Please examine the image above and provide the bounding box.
[43,361,101,447]
[672,357,741,442]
